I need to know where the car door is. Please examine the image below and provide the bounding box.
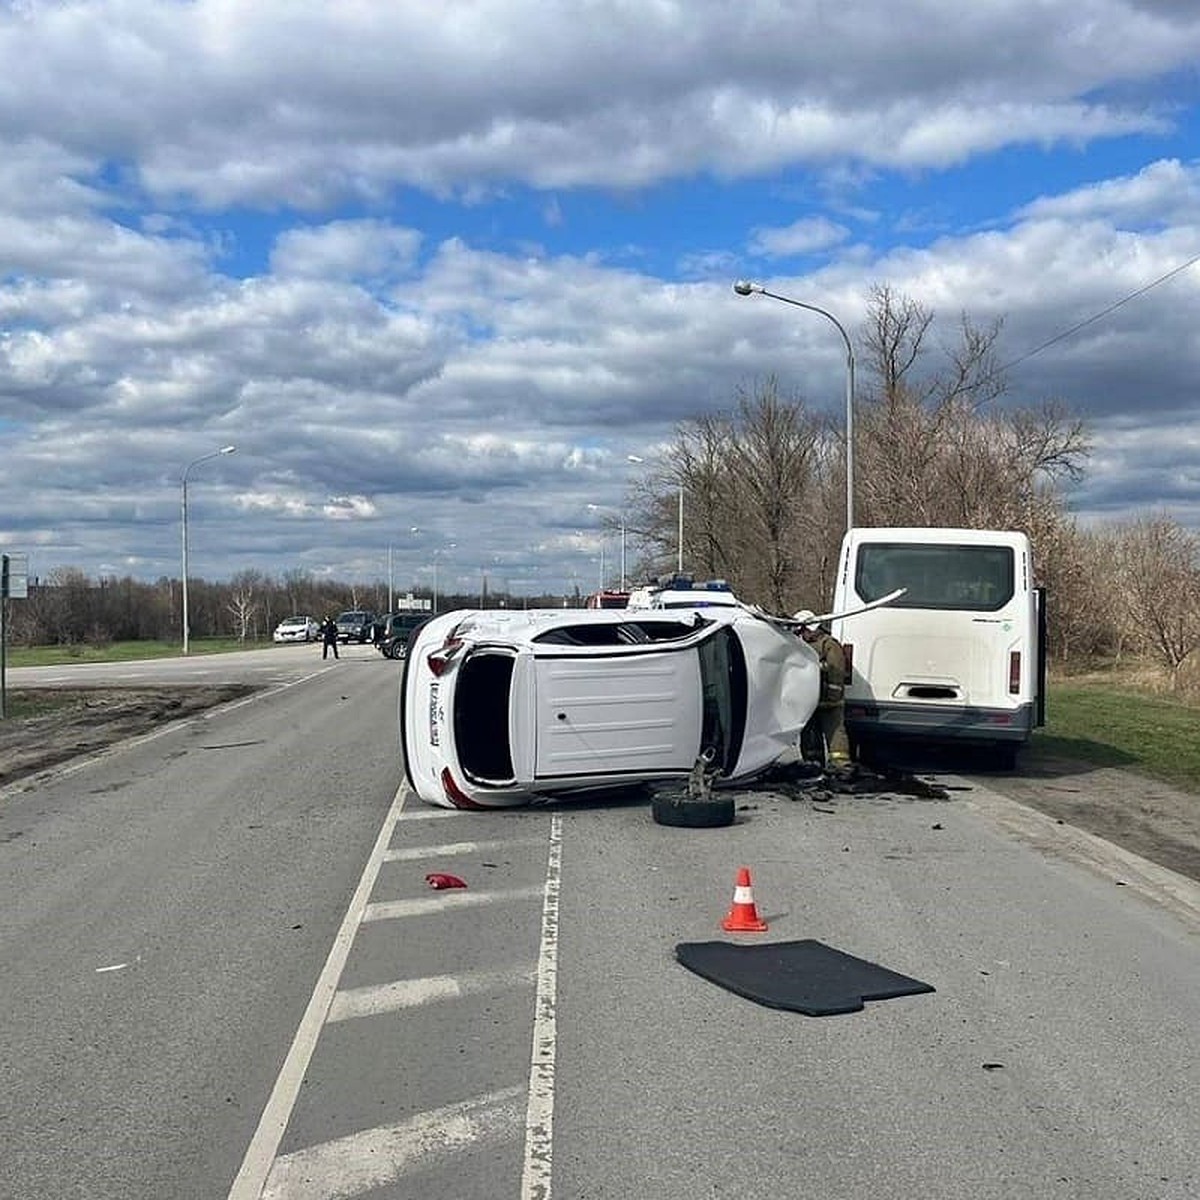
[531,648,703,780]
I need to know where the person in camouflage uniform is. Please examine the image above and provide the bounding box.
[793,610,851,768]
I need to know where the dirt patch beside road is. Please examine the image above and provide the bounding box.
[0,685,256,790]
[970,744,1200,884]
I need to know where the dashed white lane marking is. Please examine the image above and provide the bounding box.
[226,785,410,1200]
[363,885,545,922]
[382,837,543,861]
[328,965,538,1023]
[260,1087,526,1200]
[521,812,562,1200]
[396,805,459,820]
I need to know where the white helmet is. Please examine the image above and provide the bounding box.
[792,609,817,626]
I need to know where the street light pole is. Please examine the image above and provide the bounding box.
[431,543,456,615]
[733,280,856,531]
[677,482,683,574]
[180,445,236,655]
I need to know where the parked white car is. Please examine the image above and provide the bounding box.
[399,605,820,809]
[273,615,320,643]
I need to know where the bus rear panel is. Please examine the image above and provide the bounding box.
[830,528,1044,765]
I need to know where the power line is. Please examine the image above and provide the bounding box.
[997,249,1200,377]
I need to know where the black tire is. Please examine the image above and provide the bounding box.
[650,789,735,828]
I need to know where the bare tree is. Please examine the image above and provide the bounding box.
[226,572,260,643]
[723,379,822,611]
[1110,514,1200,684]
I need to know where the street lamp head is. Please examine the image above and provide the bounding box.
[219,445,236,455]
[626,454,644,464]
[733,280,762,296]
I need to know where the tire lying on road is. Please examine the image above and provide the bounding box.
[650,787,735,828]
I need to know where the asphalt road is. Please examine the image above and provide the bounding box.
[2,645,1199,1198]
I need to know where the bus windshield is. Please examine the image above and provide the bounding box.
[855,542,1014,612]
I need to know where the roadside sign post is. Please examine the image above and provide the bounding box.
[1,552,28,720]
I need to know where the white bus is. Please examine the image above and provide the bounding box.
[829,527,1045,767]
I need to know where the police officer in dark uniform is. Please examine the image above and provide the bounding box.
[319,615,339,660]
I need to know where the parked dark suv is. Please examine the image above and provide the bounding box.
[335,610,376,643]
[375,611,431,659]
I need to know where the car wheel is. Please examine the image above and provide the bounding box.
[650,788,735,828]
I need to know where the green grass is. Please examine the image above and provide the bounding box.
[4,637,270,668]
[1038,681,1200,794]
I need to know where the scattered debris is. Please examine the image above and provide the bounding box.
[426,872,468,890]
[751,760,952,803]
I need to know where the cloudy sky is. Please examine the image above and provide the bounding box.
[2,0,1199,603]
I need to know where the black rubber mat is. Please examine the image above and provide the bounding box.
[675,939,935,1016]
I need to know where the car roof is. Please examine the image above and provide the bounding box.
[435,605,735,646]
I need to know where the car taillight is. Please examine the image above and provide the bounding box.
[1008,650,1021,694]
[843,643,853,678]
[427,636,464,677]
[441,767,484,809]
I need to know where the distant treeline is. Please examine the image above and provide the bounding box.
[1,569,584,649]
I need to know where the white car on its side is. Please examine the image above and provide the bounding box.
[399,605,820,809]
[273,615,320,643]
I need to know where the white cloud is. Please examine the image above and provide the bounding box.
[1017,157,1200,226]
[749,216,849,258]
[2,2,1200,593]
[0,2,1196,205]
[269,219,422,280]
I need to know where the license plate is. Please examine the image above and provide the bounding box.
[429,681,440,747]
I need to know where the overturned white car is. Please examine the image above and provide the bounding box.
[399,605,820,809]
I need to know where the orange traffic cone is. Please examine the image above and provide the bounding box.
[721,866,768,932]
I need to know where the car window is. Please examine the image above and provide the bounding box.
[533,617,706,646]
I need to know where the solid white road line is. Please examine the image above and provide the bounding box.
[328,965,538,1024]
[521,812,562,1200]
[225,784,410,1200]
[260,1087,526,1200]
